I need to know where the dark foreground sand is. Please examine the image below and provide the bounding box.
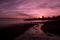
[0,23,37,40]
[41,20,60,36]
[15,24,60,40]
[0,20,60,40]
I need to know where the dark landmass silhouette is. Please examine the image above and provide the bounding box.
[25,16,60,21]
[41,17,60,36]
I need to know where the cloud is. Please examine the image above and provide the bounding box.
[0,0,60,10]
[0,9,31,19]
[0,0,60,17]
[0,10,29,16]
[0,0,60,9]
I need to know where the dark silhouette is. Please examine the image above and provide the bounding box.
[25,15,60,21]
[42,16,44,18]
[41,16,60,36]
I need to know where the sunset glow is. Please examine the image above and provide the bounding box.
[0,0,60,40]
[39,16,43,18]
[0,0,60,18]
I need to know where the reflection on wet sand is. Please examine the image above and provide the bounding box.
[16,23,60,40]
[0,22,37,40]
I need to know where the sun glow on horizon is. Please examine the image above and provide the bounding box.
[39,16,43,18]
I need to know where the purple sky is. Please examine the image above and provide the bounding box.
[0,0,60,18]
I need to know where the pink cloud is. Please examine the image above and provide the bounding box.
[0,0,60,18]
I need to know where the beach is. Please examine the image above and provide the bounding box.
[0,22,37,40]
[0,19,60,40]
[15,23,60,40]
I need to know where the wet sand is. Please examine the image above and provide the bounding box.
[0,23,37,40]
[0,20,60,40]
[15,23,60,40]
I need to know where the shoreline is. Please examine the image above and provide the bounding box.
[0,23,37,40]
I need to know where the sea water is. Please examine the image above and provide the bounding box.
[0,18,49,26]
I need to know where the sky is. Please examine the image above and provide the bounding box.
[0,0,60,18]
